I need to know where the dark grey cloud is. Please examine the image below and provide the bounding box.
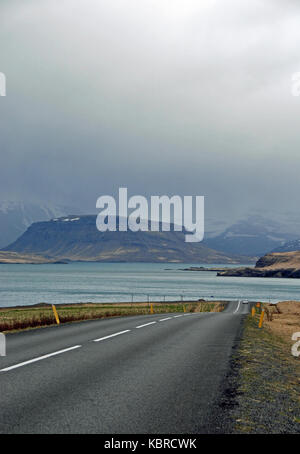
[1,0,300,223]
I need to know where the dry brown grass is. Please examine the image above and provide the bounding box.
[232,314,300,433]
[188,301,225,312]
[260,251,300,269]
[263,301,300,343]
[0,300,223,332]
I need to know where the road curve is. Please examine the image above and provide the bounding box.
[0,301,250,433]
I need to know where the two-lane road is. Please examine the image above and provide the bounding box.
[0,301,250,433]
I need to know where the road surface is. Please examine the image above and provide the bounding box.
[0,301,250,433]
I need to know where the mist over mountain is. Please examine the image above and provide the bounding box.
[272,239,300,253]
[204,215,299,256]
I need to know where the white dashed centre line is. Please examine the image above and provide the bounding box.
[94,330,131,342]
[136,321,157,329]
[0,345,82,372]
[2,313,199,373]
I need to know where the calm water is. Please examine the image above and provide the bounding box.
[0,262,299,307]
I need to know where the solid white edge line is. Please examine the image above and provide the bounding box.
[93,330,131,342]
[0,345,82,372]
[173,315,184,318]
[136,321,157,329]
[159,317,172,322]
[234,300,241,314]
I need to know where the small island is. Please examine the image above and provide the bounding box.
[178,266,228,272]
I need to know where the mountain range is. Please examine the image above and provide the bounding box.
[271,239,300,253]
[203,215,299,256]
[1,201,300,261]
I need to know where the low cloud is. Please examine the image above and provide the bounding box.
[0,0,300,223]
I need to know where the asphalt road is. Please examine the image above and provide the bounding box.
[0,301,250,434]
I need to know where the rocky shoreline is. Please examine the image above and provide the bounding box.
[217,267,300,278]
[217,251,300,278]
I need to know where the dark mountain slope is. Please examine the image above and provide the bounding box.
[4,215,251,263]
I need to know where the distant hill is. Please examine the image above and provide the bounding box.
[3,215,253,264]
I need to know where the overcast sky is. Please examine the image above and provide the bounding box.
[1,0,300,224]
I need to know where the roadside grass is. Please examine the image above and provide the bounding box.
[0,301,225,333]
[262,301,300,342]
[229,310,300,434]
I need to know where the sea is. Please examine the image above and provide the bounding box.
[0,262,299,307]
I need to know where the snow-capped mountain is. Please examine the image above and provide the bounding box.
[204,214,299,256]
[272,239,300,253]
[0,200,81,249]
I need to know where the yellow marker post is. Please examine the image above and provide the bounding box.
[258,309,265,328]
[150,303,154,314]
[251,307,255,317]
[183,305,186,313]
[52,304,60,325]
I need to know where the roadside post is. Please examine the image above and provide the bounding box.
[0,333,5,356]
[251,307,255,317]
[258,309,265,328]
[150,303,154,314]
[52,304,60,325]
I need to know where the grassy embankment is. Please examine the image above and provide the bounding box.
[0,300,225,333]
[229,301,300,433]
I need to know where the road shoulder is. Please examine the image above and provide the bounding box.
[218,311,300,433]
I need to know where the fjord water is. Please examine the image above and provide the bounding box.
[0,262,299,307]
